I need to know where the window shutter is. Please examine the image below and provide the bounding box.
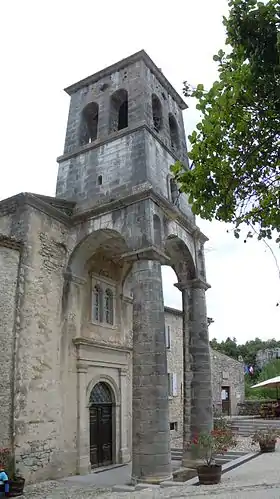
[172,373,178,396]
[165,325,171,349]
[168,373,172,397]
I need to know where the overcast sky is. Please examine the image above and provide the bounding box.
[1,0,279,343]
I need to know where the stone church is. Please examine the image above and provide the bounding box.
[0,51,213,484]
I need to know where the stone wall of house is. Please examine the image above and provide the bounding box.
[237,399,277,416]
[211,350,245,415]
[164,306,245,449]
[165,308,184,448]
[0,239,20,448]
[0,204,75,482]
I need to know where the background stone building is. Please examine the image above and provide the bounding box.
[164,307,245,448]
[0,51,213,484]
[256,348,280,370]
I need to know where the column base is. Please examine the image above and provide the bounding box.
[182,456,204,469]
[173,466,198,482]
[120,447,130,464]
[131,473,173,485]
[77,456,91,475]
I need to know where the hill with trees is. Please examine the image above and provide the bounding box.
[210,336,280,369]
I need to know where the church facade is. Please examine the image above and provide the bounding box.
[0,51,214,484]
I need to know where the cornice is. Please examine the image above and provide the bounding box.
[64,50,187,110]
[0,192,74,227]
[73,337,132,353]
[57,123,186,165]
[72,186,198,237]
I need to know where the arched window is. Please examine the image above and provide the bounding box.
[170,178,179,205]
[89,382,113,406]
[105,288,114,325]
[153,214,162,246]
[93,285,103,322]
[152,94,162,132]
[110,89,128,132]
[168,113,180,150]
[79,102,99,145]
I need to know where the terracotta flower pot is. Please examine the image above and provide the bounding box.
[8,477,25,497]
[197,464,222,485]
[259,441,276,453]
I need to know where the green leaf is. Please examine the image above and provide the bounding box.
[171,0,280,245]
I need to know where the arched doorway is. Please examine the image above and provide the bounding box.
[89,382,114,468]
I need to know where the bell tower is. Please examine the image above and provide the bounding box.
[56,51,212,484]
[56,50,193,221]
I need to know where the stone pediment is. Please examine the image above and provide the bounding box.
[0,192,75,224]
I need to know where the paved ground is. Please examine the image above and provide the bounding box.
[23,444,280,498]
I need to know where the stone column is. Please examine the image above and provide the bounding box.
[175,283,192,468]
[119,368,130,463]
[180,278,213,468]
[131,259,171,484]
[76,361,91,474]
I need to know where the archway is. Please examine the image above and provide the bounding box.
[89,382,114,468]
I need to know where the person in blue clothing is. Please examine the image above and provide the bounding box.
[0,464,9,497]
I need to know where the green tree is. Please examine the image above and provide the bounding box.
[172,0,280,243]
[210,336,280,368]
[246,359,280,399]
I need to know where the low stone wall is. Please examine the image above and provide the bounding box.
[238,399,277,416]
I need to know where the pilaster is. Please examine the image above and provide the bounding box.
[76,361,91,474]
[119,368,130,463]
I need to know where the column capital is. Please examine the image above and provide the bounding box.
[175,278,211,291]
[193,228,209,244]
[77,361,88,374]
[120,246,170,265]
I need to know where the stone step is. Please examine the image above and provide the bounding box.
[171,449,247,464]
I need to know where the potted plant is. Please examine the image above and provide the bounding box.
[252,427,279,452]
[0,448,25,497]
[191,429,237,485]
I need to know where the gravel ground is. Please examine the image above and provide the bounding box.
[230,435,257,453]
[20,437,260,498]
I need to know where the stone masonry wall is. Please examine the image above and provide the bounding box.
[164,307,245,449]
[0,243,20,447]
[10,207,73,482]
[57,129,147,207]
[211,350,245,415]
[165,309,183,448]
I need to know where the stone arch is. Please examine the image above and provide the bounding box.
[153,214,162,246]
[165,234,196,281]
[67,228,129,279]
[79,102,99,145]
[152,94,163,132]
[110,88,128,132]
[86,374,120,407]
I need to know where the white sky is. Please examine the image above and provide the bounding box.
[1,0,279,343]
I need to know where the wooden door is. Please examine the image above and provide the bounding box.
[90,405,113,468]
[221,386,230,415]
